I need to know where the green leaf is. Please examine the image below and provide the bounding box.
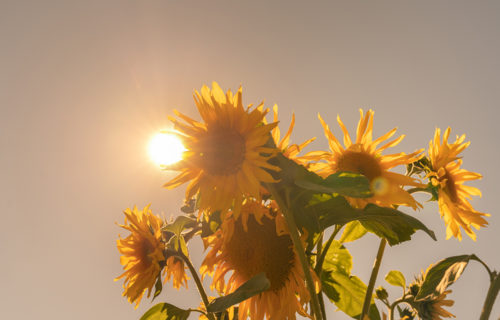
[322,240,352,275]
[166,235,188,257]
[152,276,163,301]
[322,271,380,320]
[308,195,436,245]
[140,303,191,320]
[415,254,476,301]
[201,210,222,238]
[339,221,367,243]
[207,273,270,313]
[385,270,406,289]
[296,171,372,198]
[164,216,197,236]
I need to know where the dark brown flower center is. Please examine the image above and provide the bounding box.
[198,129,246,175]
[139,237,155,266]
[442,170,459,202]
[336,150,382,181]
[224,214,295,292]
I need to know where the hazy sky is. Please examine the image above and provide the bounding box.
[1,1,499,319]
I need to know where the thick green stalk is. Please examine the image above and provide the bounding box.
[270,187,323,320]
[479,270,500,320]
[360,238,387,320]
[173,251,216,320]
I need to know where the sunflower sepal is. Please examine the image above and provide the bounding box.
[200,210,222,238]
[140,302,191,320]
[152,274,163,301]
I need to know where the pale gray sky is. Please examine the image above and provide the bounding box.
[1,1,499,319]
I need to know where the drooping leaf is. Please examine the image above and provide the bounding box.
[385,270,406,289]
[207,273,270,313]
[322,271,380,320]
[140,303,191,320]
[308,195,436,245]
[415,254,477,301]
[296,171,372,198]
[339,221,367,243]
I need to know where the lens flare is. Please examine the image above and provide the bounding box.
[148,133,185,166]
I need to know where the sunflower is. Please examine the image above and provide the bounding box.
[409,269,455,320]
[201,200,315,320]
[115,205,166,308]
[310,109,423,209]
[428,127,489,241]
[164,82,280,216]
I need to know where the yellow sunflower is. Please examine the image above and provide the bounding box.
[310,109,423,209]
[115,205,166,308]
[428,127,489,241]
[201,200,315,320]
[164,82,280,216]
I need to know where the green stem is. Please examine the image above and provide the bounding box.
[270,186,323,320]
[316,233,327,320]
[170,250,216,320]
[315,226,341,320]
[360,238,387,320]
[315,226,341,275]
[479,271,500,320]
[406,187,430,194]
[388,299,402,320]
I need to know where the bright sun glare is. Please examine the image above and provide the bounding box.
[149,132,186,166]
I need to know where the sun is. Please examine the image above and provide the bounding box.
[148,132,186,166]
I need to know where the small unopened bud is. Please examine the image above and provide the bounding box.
[409,283,420,296]
[375,286,388,300]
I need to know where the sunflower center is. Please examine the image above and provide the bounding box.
[442,169,459,202]
[199,129,246,175]
[336,150,382,181]
[139,237,155,266]
[224,214,295,292]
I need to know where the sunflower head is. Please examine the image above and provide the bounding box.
[428,127,489,241]
[408,270,456,320]
[311,109,424,209]
[201,199,314,320]
[164,82,280,216]
[115,205,166,308]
